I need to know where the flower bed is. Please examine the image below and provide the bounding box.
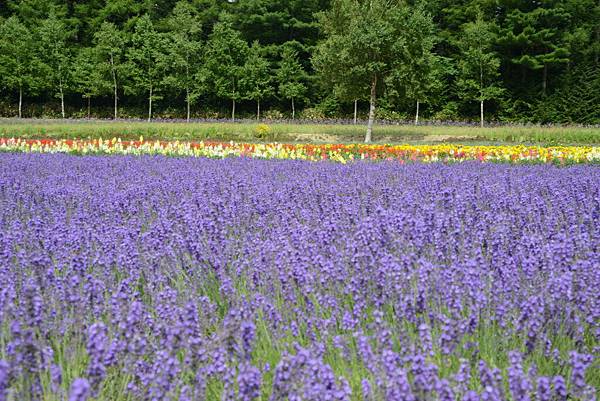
[0,154,598,400]
[2,137,599,164]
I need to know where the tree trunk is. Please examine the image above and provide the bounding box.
[415,100,420,126]
[114,83,118,120]
[186,87,191,123]
[59,80,65,119]
[232,98,236,122]
[291,98,295,120]
[480,100,484,128]
[542,63,547,96]
[18,86,22,119]
[365,74,377,143]
[353,99,358,124]
[479,58,484,128]
[257,99,260,121]
[87,97,91,119]
[186,63,191,123]
[148,85,153,122]
[111,54,118,120]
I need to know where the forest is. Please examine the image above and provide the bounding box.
[0,0,599,124]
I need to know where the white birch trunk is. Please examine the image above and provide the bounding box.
[354,99,358,124]
[479,58,484,128]
[480,100,484,128]
[87,97,91,119]
[60,85,65,119]
[257,99,260,121]
[186,62,191,122]
[148,85,153,122]
[291,98,295,120]
[18,86,22,119]
[415,100,420,126]
[111,54,118,120]
[365,74,377,143]
[186,87,191,123]
[232,98,236,122]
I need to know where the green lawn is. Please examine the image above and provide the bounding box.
[1,118,599,145]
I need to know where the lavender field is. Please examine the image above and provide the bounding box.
[0,153,598,401]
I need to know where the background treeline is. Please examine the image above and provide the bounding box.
[0,0,598,124]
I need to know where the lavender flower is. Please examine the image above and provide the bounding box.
[0,360,9,401]
[86,322,108,395]
[68,378,91,401]
[570,351,594,396]
[238,362,262,401]
[0,155,598,400]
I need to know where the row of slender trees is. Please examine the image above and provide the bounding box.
[0,7,310,123]
[1,0,599,135]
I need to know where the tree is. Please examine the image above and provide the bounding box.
[456,12,503,127]
[94,22,125,119]
[277,45,307,120]
[498,3,570,96]
[37,13,72,118]
[241,42,273,120]
[387,3,437,125]
[312,28,368,124]
[313,0,425,142]
[127,14,168,122]
[6,0,67,26]
[228,0,323,47]
[0,16,39,118]
[164,1,203,122]
[204,19,248,122]
[71,47,103,118]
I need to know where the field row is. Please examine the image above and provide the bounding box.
[1,137,600,164]
[0,155,598,401]
[1,120,600,145]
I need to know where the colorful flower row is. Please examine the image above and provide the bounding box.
[1,137,599,164]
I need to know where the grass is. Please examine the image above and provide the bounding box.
[1,118,599,145]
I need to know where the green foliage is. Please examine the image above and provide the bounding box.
[534,63,600,124]
[163,1,204,117]
[241,42,273,115]
[314,0,410,99]
[36,12,72,117]
[313,0,437,139]
[6,0,67,26]
[126,14,170,120]
[388,3,438,104]
[277,44,307,117]
[0,16,40,110]
[71,47,103,105]
[456,12,503,103]
[204,18,249,118]
[0,0,598,123]
[498,2,571,95]
[93,22,126,96]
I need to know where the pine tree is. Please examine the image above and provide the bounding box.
[498,2,570,96]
